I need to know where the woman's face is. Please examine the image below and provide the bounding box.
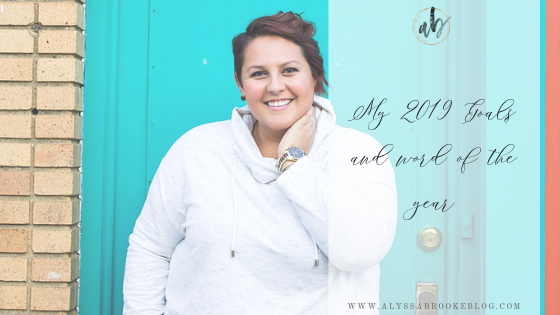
[235,36,316,134]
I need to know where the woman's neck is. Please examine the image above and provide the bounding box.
[251,121,285,159]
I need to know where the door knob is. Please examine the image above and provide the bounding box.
[417,226,442,251]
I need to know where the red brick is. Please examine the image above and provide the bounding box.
[0,172,30,196]
[33,199,79,225]
[39,2,85,29]
[0,285,27,309]
[34,171,80,196]
[0,143,30,167]
[0,257,27,281]
[32,228,78,253]
[0,29,34,53]
[0,114,32,138]
[0,2,34,26]
[38,30,85,57]
[0,85,32,110]
[36,85,82,111]
[35,114,81,139]
[0,200,29,224]
[37,58,83,83]
[34,143,80,167]
[0,58,33,81]
[31,284,78,311]
[32,256,78,282]
[0,229,28,253]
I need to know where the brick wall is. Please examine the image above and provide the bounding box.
[0,0,84,313]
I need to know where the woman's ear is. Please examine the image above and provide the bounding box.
[234,72,244,94]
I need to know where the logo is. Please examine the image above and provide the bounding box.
[413,7,451,45]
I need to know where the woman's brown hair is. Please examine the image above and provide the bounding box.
[232,11,329,95]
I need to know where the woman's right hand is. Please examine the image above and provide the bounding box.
[277,106,317,158]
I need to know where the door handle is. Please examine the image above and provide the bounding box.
[417,226,442,251]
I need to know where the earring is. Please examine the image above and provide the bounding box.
[241,95,246,101]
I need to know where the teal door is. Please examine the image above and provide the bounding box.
[82,1,327,314]
[329,2,486,313]
[82,1,486,314]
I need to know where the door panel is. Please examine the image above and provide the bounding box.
[329,1,485,313]
[82,0,151,314]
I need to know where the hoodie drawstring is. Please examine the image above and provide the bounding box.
[314,241,319,267]
[231,153,238,257]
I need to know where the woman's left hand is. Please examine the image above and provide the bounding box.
[278,106,317,157]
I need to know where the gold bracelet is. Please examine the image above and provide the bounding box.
[279,158,297,173]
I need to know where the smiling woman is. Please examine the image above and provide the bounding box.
[237,35,317,159]
[123,11,398,315]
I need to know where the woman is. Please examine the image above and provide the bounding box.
[123,11,397,314]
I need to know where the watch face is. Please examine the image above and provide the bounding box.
[288,146,305,159]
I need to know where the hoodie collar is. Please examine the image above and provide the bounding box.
[231,95,336,184]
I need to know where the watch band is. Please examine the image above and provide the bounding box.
[277,146,306,172]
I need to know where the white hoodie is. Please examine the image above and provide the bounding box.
[123,96,397,314]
